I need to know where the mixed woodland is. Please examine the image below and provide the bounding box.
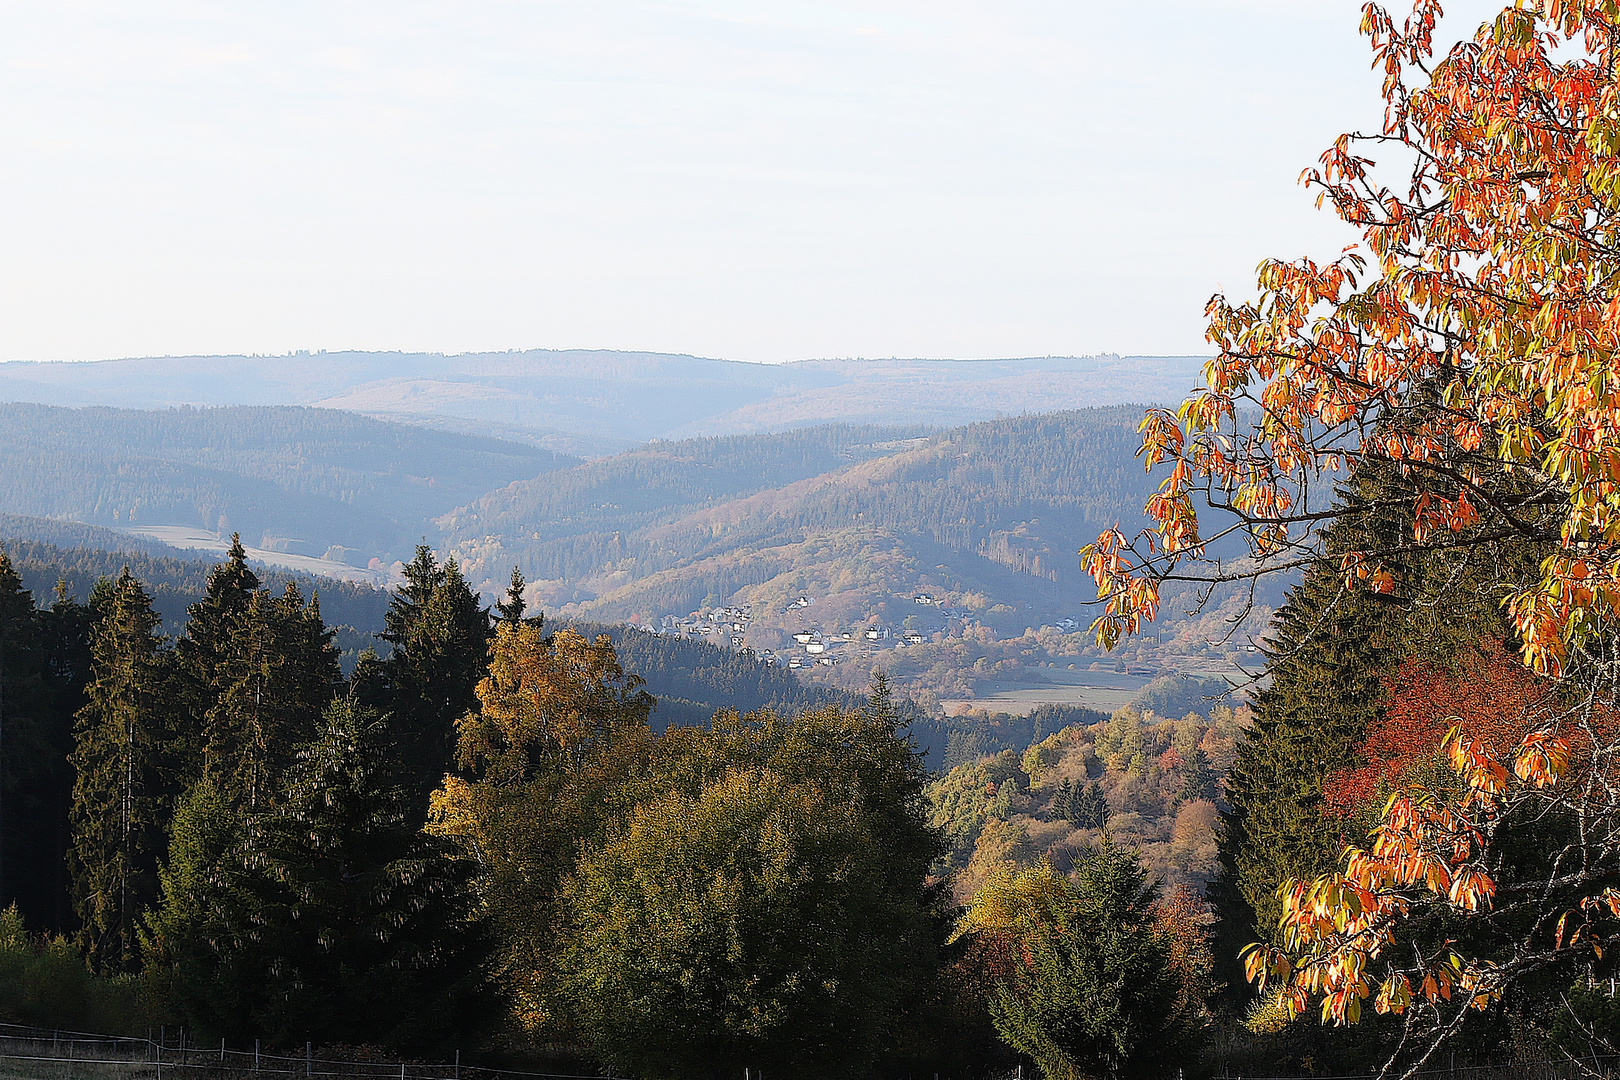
[16,3,1620,1077]
[0,539,1218,1078]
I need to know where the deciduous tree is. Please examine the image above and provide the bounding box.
[1077,0,1620,1068]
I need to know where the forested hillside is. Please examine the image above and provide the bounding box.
[446,408,1161,624]
[0,403,573,564]
[555,619,846,728]
[2,534,390,666]
[442,408,1276,705]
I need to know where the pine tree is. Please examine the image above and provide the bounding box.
[375,547,490,799]
[68,570,169,972]
[0,550,74,927]
[201,584,340,810]
[146,700,488,1047]
[494,566,532,625]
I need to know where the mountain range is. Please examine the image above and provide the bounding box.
[0,350,1208,458]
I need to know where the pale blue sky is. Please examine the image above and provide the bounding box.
[0,1,1507,363]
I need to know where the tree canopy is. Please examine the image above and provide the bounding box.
[1078,1,1620,1071]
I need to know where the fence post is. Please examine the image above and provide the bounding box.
[255,1038,260,1073]
[221,1038,226,1063]
[307,1040,313,1077]
[455,1050,460,1080]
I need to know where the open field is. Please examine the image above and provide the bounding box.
[941,668,1155,715]
[122,526,394,588]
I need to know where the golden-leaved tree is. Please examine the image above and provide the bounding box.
[429,624,655,1033]
[1079,0,1620,1072]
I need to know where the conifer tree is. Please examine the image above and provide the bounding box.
[1049,779,1075,824]
[1178,745,1216,805]
[1073,782,1110,831]
[375,546,490,799]
[25,580,96,931]
[201,584,340,810]
[0,550,72,926]
[251,698,487,1046]
[1209,465,1545,990]
[172,536,261,754]
[958,844,1202,1079]
[494,566,532,626]
[147,699,488,1047]
[150,702,486,1049]
[68,570,169,972]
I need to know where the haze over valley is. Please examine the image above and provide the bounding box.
[0,351,1271,718]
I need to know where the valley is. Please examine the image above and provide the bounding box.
[0,371,1280,715]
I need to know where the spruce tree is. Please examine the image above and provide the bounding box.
[1178,745,1217,804]
[201,584,340,810]
[68,570,169,972]
[29,580,96,931]
[1209,460,1547,992]
[147,700,488,1047]
[0,551,77,928]
[375,547,490,799]
[494,566,532,625]
[1074,782,1110,831]
[1049,779,1075,824]
[168,535,264,791]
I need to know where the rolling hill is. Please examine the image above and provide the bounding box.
[0,351,1209,455]
[438,408,1288,706]
[0,404,574,567]
[0,399,1282,711]
[443,409,1160,623]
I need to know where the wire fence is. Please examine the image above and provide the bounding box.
[0,1023,623,1080]
[1228,1052,1620,1080]
[0,1023,1612,1080]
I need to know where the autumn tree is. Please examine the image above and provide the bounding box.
[428,623,654,1035]
[1078,0,1620,1070]
[561,697,943,1080]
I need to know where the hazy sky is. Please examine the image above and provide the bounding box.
[0,1,1508,363]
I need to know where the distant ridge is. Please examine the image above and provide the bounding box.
[0,350,1210,456]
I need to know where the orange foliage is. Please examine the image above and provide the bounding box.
[1324,639,1555,815]
[1078,0,1620,674]
[1246,723,1581,1026]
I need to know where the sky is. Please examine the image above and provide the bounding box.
[0,0,1510,364]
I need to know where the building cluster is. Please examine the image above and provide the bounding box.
[653,605,754,649]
